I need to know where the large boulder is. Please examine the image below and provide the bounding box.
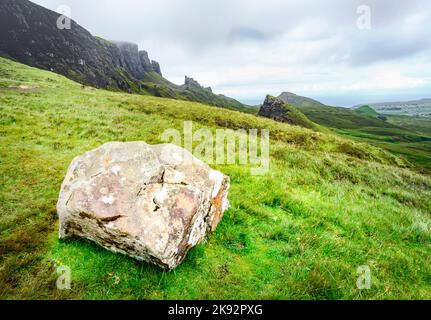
[57,142,230,270]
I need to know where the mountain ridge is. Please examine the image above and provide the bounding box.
[278,91,328,109]
[0,0,251,111]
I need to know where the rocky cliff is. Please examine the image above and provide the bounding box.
[258,95,320,130]
[0,0,251,111]
[112,41,162,78]
[183,76,212,92]
[0,0,161,90]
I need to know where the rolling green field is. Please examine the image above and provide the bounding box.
[0,57,430,299]
[278,97,431,173]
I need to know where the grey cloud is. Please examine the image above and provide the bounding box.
[348,12,431,66]
[227,27,271,43]
[350,36,431,66]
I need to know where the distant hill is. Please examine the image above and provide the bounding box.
[275,92,431,171]
[278,92,327,109]
[353,105,380,117]
[356,99,431,117]
[0,0,252,112]
[277,92,395,130]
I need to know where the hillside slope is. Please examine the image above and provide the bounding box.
[277,92,431,173]
[258,95,323,131]
[278,91,327,109]
[0,0,251,112]
[0,57,430,299]
[354,105,380,118]
[278,92,398,129]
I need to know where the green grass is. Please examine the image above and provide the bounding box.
[140,72,255,113]
[354,105,380,118]
[280,96,431,173]
[0,57,430,299]
[334,127,431,174]
[292,103,400,130]
[386,115,431,137]
[261,95,325,132]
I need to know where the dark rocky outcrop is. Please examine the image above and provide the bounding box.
[112,41,162,78]
[0,0,251,111]
[258,95,320,130]
[151,60,162,76]
[183,76,212,93]
[0,0,162,90]
[259,96,290,121]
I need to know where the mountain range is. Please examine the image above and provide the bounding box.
[0,0,252,112]
[1,0,430,172]
[1,0,431,300]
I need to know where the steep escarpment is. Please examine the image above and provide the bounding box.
[0,0,161,90]
[0,0,250,111]
[177,76,252,112]
[111,41,162,79]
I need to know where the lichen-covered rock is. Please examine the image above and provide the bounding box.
[57,142,230,270]
[258,95,292,122]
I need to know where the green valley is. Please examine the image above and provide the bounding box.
[1,57,430,299]
[276,92,431,173]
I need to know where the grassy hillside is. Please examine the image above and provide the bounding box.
[278,92,327,109]
[277,94,431,173]
[140,72,255,113]
[284,101,399,130]
[354,105,380,117]
[259,95,324,132]
[0,57,430,299]
[333,128,431,175]
[386,115,431,137]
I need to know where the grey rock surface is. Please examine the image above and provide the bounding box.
[258,95,291,121]
[0,0,162,90]
[0,0,247,109]
[57,142,230,270]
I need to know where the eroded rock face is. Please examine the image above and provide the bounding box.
[0,0,162,90]
[57,142,230,270]
[258,95,291,122]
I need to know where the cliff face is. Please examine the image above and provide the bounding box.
[0,0,250,111]
[259,96,290,120]
[258,95,320,130]
[183,76,212,93]
[112,41,162,79]
[0,0,161,90]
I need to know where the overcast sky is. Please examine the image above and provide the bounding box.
[32,0,431,106]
